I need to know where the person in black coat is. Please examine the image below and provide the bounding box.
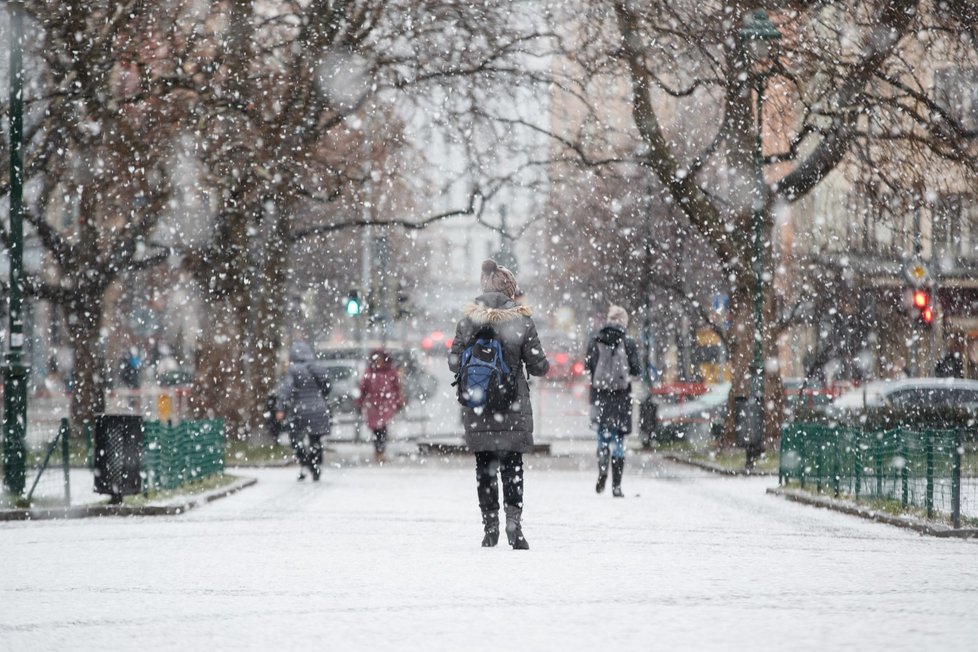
[275,341,331,481]
[585,306,642,497]
[449,259,549,549]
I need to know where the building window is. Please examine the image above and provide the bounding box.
[934,193,978,263]
[934,67,978,132]
[848,184,917,259]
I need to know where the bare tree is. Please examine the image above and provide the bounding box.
[0,2,178,428]
[1,1,560,435]
[539,1,978,441]
[148,1,559,435]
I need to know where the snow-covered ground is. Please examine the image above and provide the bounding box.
[3,456,977,651]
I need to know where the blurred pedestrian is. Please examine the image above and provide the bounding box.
[275,341,331,481]
[937,352,964,379]
[449,259,549,549]
[356,348,405,463]
[585,305,642,497]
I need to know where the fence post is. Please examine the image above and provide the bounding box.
[60,418,70,506]
[799,427,807,489]
[952,433,962,529]
[778,426,785,486]
[900,433,909,508]
[925,430,934,519]
[854,428,862,500]
[815,432,825,493]
[832,427,841,497]
[875,435,883,498]
[84,422,94,469]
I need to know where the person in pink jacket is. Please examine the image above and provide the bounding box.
[356,349,405,462]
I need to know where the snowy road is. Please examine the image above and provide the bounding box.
[3,457,978,651]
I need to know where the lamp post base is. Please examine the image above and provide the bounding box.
[2,357,30,495]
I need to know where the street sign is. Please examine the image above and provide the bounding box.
[903,258,931,288]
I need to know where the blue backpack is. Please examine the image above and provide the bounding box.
[453,327,519,412]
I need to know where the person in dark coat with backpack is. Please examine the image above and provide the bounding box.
[585,305,642,497]
[449,259,549,550]
[275,341,331,481]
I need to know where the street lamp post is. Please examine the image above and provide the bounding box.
[3,1,29,495]
[739,10,780,470]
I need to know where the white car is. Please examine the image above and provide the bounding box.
[656,382,731,442]
[830,377,978,413]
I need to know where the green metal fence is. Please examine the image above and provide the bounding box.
[142,420,225,492]
[780,423,977,527]
[23,417,72,506]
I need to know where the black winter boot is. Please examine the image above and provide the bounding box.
[596,449,610,494]
[481,510,500,547]
[504,505,529,550]
[611,457,625,498]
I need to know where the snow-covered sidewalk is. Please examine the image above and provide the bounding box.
[2,457,977,651]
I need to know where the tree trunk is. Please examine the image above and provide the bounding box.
[66,297,106,434]
[190,297,250,438]
[247,211,290,437]
[723,274,784,449]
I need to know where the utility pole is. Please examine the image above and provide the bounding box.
[3,1,29,495]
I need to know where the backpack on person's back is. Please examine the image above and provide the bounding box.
[592,340,630,392]
[453,325,520,412]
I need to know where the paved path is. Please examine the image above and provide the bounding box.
[2,456,977,651]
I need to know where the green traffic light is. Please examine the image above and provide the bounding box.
[345,291,362,316]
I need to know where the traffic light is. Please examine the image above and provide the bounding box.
[396,285,411,319]
[911,288,934,327]
[345,289,362,316]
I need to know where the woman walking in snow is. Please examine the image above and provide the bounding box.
[449,259,549,550]
[275,341,332,481]
[356,348,405,463]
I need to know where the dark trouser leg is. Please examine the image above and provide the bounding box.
[500,452,528,550]
[289,429,307,472]
[499,452,524,510]
[308,434,323,480]
[475,452,500,546]
[596,426,611,493]
[611,432,625,498]
[475,452,500,513]
[373,426,388,455]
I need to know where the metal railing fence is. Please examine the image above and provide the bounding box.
[142,420,225,492]
[23,418,71,505]
[780,423,977,527]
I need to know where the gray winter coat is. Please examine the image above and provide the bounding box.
[276,342,331,437]
[448,292,550,453]
[585,324,642,433]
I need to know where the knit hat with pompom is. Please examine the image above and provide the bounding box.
[480,259,519,299]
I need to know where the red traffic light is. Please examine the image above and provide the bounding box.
[910,288,935,327]
[913,289,930,309]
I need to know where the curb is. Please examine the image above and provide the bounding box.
[767,486,978,538]
[0,475,258,522]
[417,442,552,456]
[661,452,775,477]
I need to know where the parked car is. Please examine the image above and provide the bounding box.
[156,366,194,387]
[266,359,361,431]
[537,331,585,382]
[315,344,437,405]
[829,377,978,415]
[782,377,836,421]
[319,361,362,414]
[649,382,709,406]
[655,382,731,443]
